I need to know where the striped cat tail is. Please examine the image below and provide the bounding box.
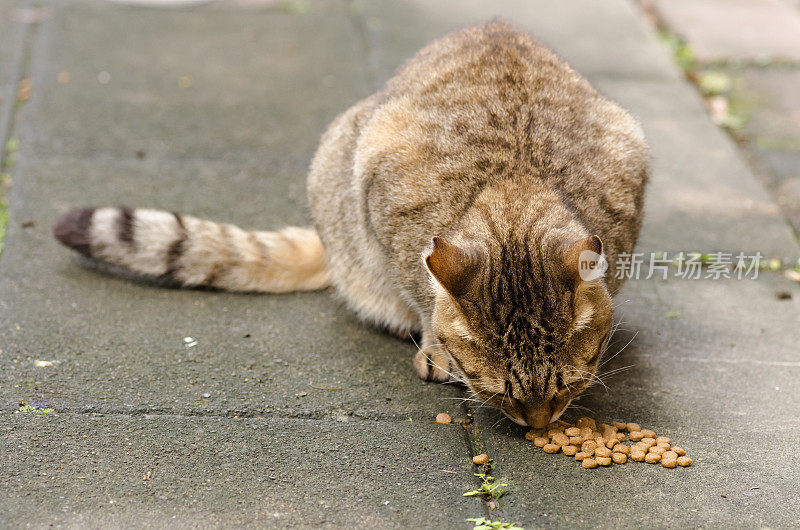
[53,207,330,293]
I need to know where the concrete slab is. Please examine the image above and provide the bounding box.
[733,68,800,143]
[22,0,370,163]
[772,176,800,229]
[727,67,800,233]
[0,3,26,149]
[0,3,17,98]
[0,413,476,528]
[651,0,800,62]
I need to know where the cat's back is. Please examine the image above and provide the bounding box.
[385,19,591,103]
[354,21,648,267]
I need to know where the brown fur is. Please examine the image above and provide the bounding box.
[308,21,647,426]
[55,21,647,427]
[54,207,328,292]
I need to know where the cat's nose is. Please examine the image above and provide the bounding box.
[526,405,552,429]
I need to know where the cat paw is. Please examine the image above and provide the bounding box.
[413,349,452,383]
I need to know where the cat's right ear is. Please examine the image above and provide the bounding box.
[424,237,481,299]
[558,235,606,287]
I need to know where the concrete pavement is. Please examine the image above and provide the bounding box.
[1,0,799,527]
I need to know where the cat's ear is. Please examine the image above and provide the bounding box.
[425,237,481,298]
[559,235,606,286]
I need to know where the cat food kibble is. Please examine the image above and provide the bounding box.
[645,452,661,464]
[526,429,544,441]
[473,454,489,465]
[596,456,612,466]
[582,458,598,469]
[600,424,617,439]
[543,443,561,454]
[525,418,692,470]
[435,413,452,424]
[562,445,578,456]
[552,433,570,447]
[595,446,612,458]
[581,440,598,455]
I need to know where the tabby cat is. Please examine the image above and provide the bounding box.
[54,21,647,428]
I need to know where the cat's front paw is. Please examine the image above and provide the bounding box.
[413,348,453,383]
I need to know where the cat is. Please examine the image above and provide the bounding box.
[54,20,648,429]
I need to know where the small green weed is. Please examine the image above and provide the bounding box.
[697,71,731,97]
[276,0,309,15]
[17,404,54,413]
[463,472,507,500]
[466,517,524,530]
[657,30,696,71]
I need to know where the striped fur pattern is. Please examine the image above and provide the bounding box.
[54,207,328,292]
[308,21,647,427]
[55,21,647,427]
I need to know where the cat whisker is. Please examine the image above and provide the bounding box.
[465,388,503,410]
[600,330,639,367]
[440,396,487,408]
[598,364,634,381]
[612,299,631,310]
[565,367,608,392]
[409,335,464,384]
[607,318,627,344]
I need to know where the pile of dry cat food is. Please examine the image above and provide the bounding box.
[526,417,692,469]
